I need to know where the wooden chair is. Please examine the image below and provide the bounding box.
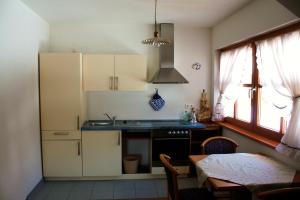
[159,154,213,200]
[201,136,239,154]
[257,187,300,200]
[200,136,239,199]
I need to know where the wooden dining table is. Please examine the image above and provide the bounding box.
[189,154,300,197]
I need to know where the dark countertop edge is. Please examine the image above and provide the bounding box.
[81,125,206,131]
[81,128,204,130]
[81,120,207,131]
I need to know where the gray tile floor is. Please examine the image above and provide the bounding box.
[27,178,198,200]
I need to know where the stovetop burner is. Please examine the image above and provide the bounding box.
[152,129,191,138]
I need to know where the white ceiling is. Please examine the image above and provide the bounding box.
[22,0,252,27]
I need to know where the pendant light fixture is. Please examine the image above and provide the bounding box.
[142,0,171,47]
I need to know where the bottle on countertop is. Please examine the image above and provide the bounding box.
[181,104,191,124]
[190,106,197,123]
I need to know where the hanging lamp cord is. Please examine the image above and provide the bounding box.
[154,0,158,35]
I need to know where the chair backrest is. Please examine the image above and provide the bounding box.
[201,136,239,154]
[160,154,180,200]
[257,187,300,200]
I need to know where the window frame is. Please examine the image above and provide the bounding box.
[218,21,300,142]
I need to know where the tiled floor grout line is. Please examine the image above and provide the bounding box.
[44,182,54,200]
[134,181,137,200]
[154,181,159,198]
[112,181,116,200]
[154,180,160,198]
[65,182,75,200]
[155,180,161,198]
[134,181,140,199]
[89,181,96,200]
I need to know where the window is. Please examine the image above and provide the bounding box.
[219,23,300,141]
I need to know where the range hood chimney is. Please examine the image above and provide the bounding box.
[151,23,189,84]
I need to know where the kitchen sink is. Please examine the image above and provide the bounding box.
[89,122,112,126]
[118,120,152,126]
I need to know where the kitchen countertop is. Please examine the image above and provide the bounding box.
[81,120,206,131]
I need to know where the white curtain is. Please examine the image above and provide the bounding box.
[217,45,251,117]
[256,30,300,161]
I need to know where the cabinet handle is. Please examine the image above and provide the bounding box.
[109,76,113,90]
[77,116,80,130]
[77,141,81,156]
[114,76,119,90]
[53,132,69,135]
[117,133,120,146]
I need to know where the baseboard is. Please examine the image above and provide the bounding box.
[44,173,165,181]
[26,179,45,200]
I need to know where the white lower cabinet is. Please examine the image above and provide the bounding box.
[82,131,122,176]
[42,140,82,177]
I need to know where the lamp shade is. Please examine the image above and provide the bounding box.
[142,0,171,48]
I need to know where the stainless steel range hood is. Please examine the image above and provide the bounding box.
[151,23,189,84]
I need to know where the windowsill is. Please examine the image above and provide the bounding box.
[216,122,279,149]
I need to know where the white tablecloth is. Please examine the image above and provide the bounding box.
[196,153,296,192]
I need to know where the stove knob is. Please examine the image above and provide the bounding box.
[172,131,176,134]
[181,131,184,134]
[177,131,180,134]
[185,130,189,134]
[168,131,172,135]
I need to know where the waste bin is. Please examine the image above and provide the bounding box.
[123,155,139,174]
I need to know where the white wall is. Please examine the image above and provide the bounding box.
[50,22,211,120]
[212,0,297,49]
[212,0,299,168]
[0,0,49,199]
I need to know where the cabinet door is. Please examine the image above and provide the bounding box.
[83,54,115,91]
[42,140,82,177]
[82,131,122,176]
[114,55,147,91]
[40,53,82,131]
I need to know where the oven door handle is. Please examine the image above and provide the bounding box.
[152,138,190,140]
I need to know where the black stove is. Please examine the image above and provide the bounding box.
[151,129,191,166]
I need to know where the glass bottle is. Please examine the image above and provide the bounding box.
[214,103,224,121]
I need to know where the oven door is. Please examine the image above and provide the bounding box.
[152,137,191,167]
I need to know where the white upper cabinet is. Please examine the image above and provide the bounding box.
[83,54,115,91]
[83,54,147,91]
[115,55,147,91]
[39,53,86,131]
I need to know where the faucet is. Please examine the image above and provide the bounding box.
[104,113,116,125]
